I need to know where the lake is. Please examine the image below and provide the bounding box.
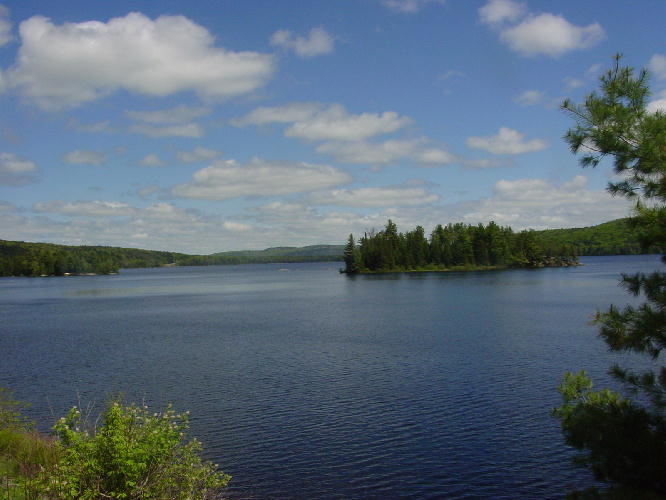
[0,255,662,499]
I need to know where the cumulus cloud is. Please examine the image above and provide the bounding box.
[171,158,351,200]
[0,5,12,47]
[514,89,544,106]
[176,146,222,164]
[462,158,511,169]
[500,13,604,57]
[317,138,455,165]
[235,102,411,142]
[34,200,135,217]
[232,102,322,126]
[270,27,334,58]
[478,0,526,26]
[285,105,411,142]
[139,154,164,167]
[5,12,273,109]
[649,54,666,81]
[455,175,632,229]
[0,152,38,185]
[130,123,203,138]
[125,105,212,124]
[62,149,107,165]
[647,89,666,114]
[382,0,445,13]
[223,221,252,232]
[309,186,439,207]
[466,127,547,155]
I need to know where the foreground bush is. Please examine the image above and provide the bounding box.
[39,401,230,499]
[1,393,230,500]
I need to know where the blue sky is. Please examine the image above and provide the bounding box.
[0,0,664,253]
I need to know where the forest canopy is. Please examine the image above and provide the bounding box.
[343,219,578,274]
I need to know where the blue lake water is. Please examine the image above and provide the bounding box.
[0,255,662,499]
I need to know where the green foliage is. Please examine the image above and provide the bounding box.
[533,218,658,256]
[0,394,229,500]
[554,372,666,497]
[0,239,344,277]
[344,219,577,273]
[555,55,666,498]
[38,402,230,500]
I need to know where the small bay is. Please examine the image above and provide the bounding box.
[0,254,661,499]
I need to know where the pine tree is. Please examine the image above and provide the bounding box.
[554,55,666,498]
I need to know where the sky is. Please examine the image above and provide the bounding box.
[0,0,665,253]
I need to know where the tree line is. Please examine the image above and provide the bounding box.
[343,219,578,274]
[0,240,184,277]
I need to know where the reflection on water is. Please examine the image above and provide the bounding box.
[0,256,662,499]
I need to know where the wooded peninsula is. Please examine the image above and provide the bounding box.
[0,217,655,277]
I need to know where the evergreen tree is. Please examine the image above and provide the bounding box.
[554,56,666,498]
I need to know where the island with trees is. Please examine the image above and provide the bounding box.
[342,219,578,274]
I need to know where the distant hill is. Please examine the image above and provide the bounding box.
[0,240,344,277]
[0,218,658,277]
[533,218,658,256]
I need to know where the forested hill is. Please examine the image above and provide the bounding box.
[532,218,657,256]
[0,240,188,277]
[0,240,344,277]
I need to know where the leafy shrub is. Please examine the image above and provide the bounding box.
[39,401,230,500]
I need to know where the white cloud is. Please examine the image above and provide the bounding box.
[514,89,544,106]
[34,200,135,217]
[270,27,334,58]
[6,12,273,109]
[139,154,164,167]
[141,203,199,222]
[223,221,252,232]
[585,63,603,79]
[466,127,547,155]
[176,146,222,164]
[309,186,439,207]
[130,123,203,138]
[455,175,632,229]
[478,0,526,26]
[62,149,107,165]
[172,158,352,200]
[126,105,212,124]
[649,54,666,81]
[0,152,38,185]
[0,152,37,173]
[285,104,411,141]
[138,185,160,198]
[235,102,411,142]
[462,158,510,169]
[382,0,445,13]
[647,89,666,114]
[316,138,455,165]
[414,147,457,165]
[0,174,635,253]
[0,4,12,47]
[500,13,604,57]
[232,102,322,126]
[563,76,585,91]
